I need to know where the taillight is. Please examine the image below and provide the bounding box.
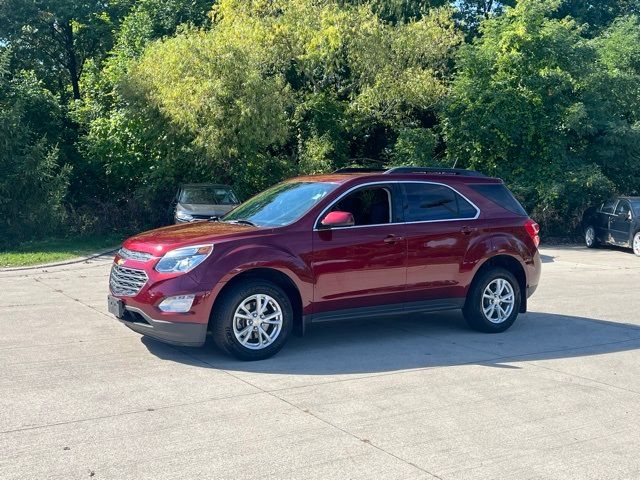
[524,219,540,247]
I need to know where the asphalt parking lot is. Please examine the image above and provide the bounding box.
[1,246,640,479]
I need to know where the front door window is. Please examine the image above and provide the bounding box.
[331,186,392,226]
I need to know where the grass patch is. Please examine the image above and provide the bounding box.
[0,235,124,268]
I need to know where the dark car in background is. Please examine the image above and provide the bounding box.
[582,196,640,256]
[173,183,240,223]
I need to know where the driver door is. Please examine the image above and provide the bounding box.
[610,200,633,245]
[310,183,407,317]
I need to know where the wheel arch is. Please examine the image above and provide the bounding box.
[208,267,304,336]
[467,254,528,313]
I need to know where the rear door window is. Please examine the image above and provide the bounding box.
[402,183,478,222]
[615,201,630,217]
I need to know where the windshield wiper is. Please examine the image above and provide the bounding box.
[225,219,257,227]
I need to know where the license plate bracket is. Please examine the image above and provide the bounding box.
[107,295,125,318]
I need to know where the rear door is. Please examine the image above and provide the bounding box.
[311,183,407,316]
[399,181,480,309]
[610,200,633,245]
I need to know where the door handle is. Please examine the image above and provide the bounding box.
[461,226,477,235]
[383,234,404,244]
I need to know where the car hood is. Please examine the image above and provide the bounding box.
[177,202,236,216]
[123,221,259,255]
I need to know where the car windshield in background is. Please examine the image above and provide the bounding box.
[223,182,338,227]
[179,186,238,205]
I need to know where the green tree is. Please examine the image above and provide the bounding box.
[126,0,461,191]
[71,0,214,229]
[586,15,640,194]
[443,0,619,233]
[346,0,448,24]
[454,0,516,36]
[554,0,639,36]
[0,50,70,244]
[0,0,134,100]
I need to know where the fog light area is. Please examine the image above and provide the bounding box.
[158,294,195,313]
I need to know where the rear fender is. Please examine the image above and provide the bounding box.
[460,232,495,282]
[466,232,538,313]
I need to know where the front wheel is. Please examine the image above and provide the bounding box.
[463,268,521,333]
[633,231,640,257]
[584,225,599,248]
[211,280,293,360]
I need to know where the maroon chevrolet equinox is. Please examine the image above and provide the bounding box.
[108,167,541,360]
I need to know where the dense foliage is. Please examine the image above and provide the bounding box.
[444,1,640,230]
[1,0,639,244]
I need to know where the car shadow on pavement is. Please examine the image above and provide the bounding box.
[141,311,640,375]
[539,254,555,263]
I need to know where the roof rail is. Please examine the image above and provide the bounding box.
[384,166,486,177]
[333,167,385,174]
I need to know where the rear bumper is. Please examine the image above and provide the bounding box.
[118,306,208,347]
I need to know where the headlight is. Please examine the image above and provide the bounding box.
[155,244,213,273]
[176,211,194,222]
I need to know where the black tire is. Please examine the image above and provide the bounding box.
[463,268,521,333]
[211,280,293,361]
[584,225,599,248]
[633,231,640,257]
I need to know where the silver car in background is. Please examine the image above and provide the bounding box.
[173,183,240,223]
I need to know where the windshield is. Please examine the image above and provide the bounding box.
[223,181,338,227]
[179,185,238,205]
[631,200,640,216]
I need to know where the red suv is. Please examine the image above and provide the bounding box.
[108,167,541,360]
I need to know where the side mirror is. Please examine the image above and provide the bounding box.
[320,211,355,228]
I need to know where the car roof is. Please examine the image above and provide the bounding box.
[285,172,503,185]
[180,183,234,188]
[620,196,640,201]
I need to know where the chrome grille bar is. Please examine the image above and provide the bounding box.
[109,264,148,296]
[118,247,154,262]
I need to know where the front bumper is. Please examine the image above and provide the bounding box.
[117,304,208,347]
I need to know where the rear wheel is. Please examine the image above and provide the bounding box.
[584,225,599,248]
[633,231,640,257]
[463,268,521,333]
[211,280,292,360]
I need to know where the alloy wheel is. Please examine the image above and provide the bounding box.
[585,226,595,247]
[232,294,283,350]
[634,232,640,256]
[481,278,515,324]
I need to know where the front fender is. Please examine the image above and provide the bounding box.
[190,236,313,311]
[217,243,312,284]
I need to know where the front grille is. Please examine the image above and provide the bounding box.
[118,247,154,262]
[109,264,148,297]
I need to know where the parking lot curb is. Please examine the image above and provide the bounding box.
[0,247,118,272]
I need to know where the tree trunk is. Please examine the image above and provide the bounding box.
[62,20,81,100]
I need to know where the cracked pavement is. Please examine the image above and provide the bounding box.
[1,246,640,479]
